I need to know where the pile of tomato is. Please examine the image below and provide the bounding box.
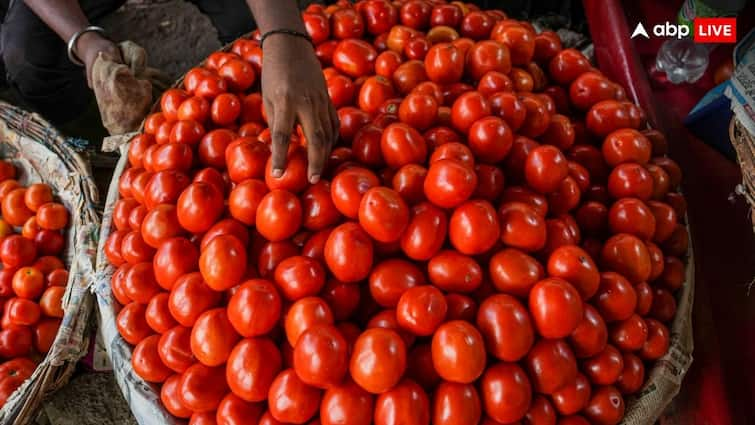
[0,160,70,406]
[105,1,690,424]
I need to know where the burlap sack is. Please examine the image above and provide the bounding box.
[730,118,755,232]
[91,41,171,136]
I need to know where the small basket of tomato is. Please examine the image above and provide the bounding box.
[0,101,100,424]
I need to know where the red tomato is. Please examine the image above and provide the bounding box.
[449,200,499,255]
[215,393,264,425]
[293,324,348,388]
[396,285,448,336]
[450,92,490,134]
[304,12,331,44]
[525,338,577,395]
[480,362,532,424]
[256,190,303,242]
[398,93,438,130]
[524,395,558,425]
[400,0,432,29]
[158,326,195,373]
[359,76,396,114]
[425,43,465,85]
[639,318,670,360]
[227,279,281,337]
[132,334,172,383]
[460,11,494,40]
[583,386,625,425]
[393,60,428,95]
[359,187,410,243]
[146,293,178,333]
[227,337,282,402]
[331,8,365,40]
[467,41,512,82]
[179,363,229,413]
[586,100,635,137]
[548,49,591,85]
[424,159,476,209]
[594,272,638,322]
[116,302,151,345]
[324,222,374,283]
[320,378,374,425]
[602,129,651,166]
[468,116,513,164]
[331,166,380,218]
[226,139,270,183]
[433,382,482,425]
[583,344,624,386]
[268,369,323,423]
[333,39,377,77]
[190,308,240,367]
[498,202,546,252]
[525,145,568,194]
[381,123,428,169]
[552,373,591,416]
[616,353,645,395]
[350,328,406,394]
[601,234,651,284]
[528,278,583,339]
[488,92,526,131]
[374,378,430,425]
[546,245,600,300]
[199,235,247,291]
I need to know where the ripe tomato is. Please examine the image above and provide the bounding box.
[11,266,43,299]
[450,92,490,134]
[380,123,428,169]
[639,318,670,361]
[424,43,464,85]
[525,338,577,395]
[430,4,462,26]
[2,188,32,226]
[610,314,648,352]
[322,222,373,283]
[320,377,374,425]
[293,324,348,388]
[331,167,380,219]
[116,301,151,344]
[0,358,35,406]
[228,179,268,226]
[524,395,558,425]
[551,373,591,415]
[586,100,634,137]
[524,145,568,194]
[157,326,195,373]
[583,386,625,425]
[430,320,485,384]
[152,237,198,290]
[226,139,270,183]
[616,353,645,395]
[467,116,513,164]
[215,393,264,425]
[350,327,406,394]
[176,182,224,233]
[167,272,221,327]
[601,234,651,284]
[602,129,651,166]
[179,363,229,413]
[227,337,282,402]
[23,183,52,213]
[583,344,624,386]
[548,49,591,85]
[34,318,60,354]
[546,245,600,300]
[395,202,447,260]
[374,379,430,425]
[449,200,499,255]
[304,12,331,44]
[466,41,512,83]
[498,202,546,252]
[268,368,322,423]
[424,159,476,209]
[569,72,618,110]
[487,92,526,132]
[332,8,365,39]
[121,262,160,304]
[161,88,190,121]
[396,285,447,336]
[140,204,183,249]
[358,187,409,242]
[0,327,31,358]
[528,278,583,339]
[199,234,247,291]
[333,39,377,77]
[132,334,172,383]
[145,292,178,333]
[39,285,64,318]
[433,382,481,425]
[607,163,653,201]
[255,190,303,242]
[190,308,240,367]
[480,362,531,424]
[460,11,494,40]
[594,272,638,322]
[359,76,396,114]
[398,93,438,130]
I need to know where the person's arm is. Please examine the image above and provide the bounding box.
[23,0,121,86]
[246,0,337,183]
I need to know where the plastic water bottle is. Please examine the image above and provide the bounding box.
[654,0,746,84]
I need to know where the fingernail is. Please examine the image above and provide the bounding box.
[310,174,320,184]
[272,169,283,177]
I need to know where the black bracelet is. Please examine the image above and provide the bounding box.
[259,29,313,48]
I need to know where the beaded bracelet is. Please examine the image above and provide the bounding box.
[259,29,313,48]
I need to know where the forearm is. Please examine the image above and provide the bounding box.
[246,0,305,33]
[23,0,90,42]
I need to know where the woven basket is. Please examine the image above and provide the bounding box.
[94,37,694,425]
[730,117,755,231]
[0,102,100,424]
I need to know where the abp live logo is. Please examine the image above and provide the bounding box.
[631,18,737,43]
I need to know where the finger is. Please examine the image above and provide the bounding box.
[298,98,329,183]
[270,100,295,177]
[328,102,339,149]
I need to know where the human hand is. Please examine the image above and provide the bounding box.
[77,31,123,88]
[261,34,338,183]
